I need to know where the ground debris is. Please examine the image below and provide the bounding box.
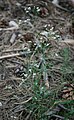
[0,0,74,120]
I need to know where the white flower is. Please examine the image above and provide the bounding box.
[0,102,2,107]
[40,31,49,37]
[9,21,19,28]
[29,69,32,72]
[28,7,31,10]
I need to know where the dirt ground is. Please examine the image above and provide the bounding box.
[0,0,74,120]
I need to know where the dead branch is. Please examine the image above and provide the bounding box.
[0,51,31,60]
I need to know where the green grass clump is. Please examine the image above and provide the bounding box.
[26,79,55,120]
[21,39,74,119]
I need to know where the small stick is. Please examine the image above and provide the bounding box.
[2,48,27,53]
[60,39,74,44]
[14,97,32,105]
[44,0,69,12]
[0,27,19,31]
[0,51,31,60]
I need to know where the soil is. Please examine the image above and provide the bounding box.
[0,0,74,120]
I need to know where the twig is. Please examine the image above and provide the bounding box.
[44,0,69,12]
[60,39,74,45]
[53,114,64,119]
[25,111,32,120]
[14,97,32,105]
[0,27,19,31]
[0,51,31,60]
[2,48,27,53]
